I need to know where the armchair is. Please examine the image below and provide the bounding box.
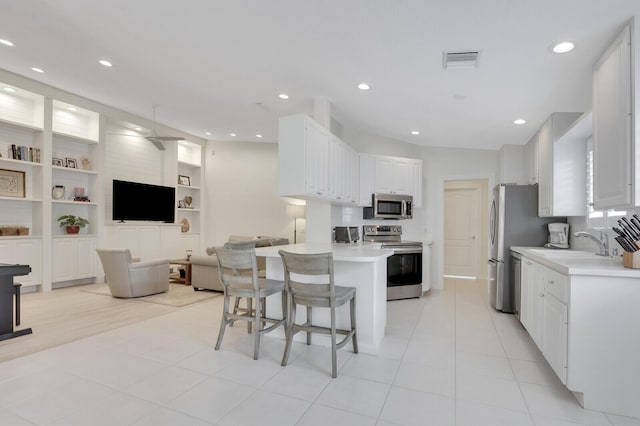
[96,248,170,298]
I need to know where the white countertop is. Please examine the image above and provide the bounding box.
[511,246,640,277]
[255,242,394,262]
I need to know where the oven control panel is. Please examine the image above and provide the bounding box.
[363,225,402,236]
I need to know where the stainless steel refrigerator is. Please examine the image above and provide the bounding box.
[488,184,563,313]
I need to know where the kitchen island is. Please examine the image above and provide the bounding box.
[254,243,394,354]
[511,247,640,418]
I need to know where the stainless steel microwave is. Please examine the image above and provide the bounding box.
[363,193,413,220]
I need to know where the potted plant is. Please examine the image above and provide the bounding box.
[57,215,89,234]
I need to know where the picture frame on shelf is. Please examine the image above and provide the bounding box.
[52,158,64,167]
[178,175,190,186]
[66,158,77,169]
[178,200,187,208]
[0,168,26,198]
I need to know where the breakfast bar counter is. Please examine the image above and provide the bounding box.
[255,243,394,354]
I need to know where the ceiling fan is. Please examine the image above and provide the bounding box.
[107,105,184,150]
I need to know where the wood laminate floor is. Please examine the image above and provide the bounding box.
[0,285,180,362]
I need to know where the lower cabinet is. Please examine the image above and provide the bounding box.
[104,225,183,261]
[0,238,42,287]
[542,293,568,384]
[520,258,543,348]
[520,257,569,384]
[52,236,96,282]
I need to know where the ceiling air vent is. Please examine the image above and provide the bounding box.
[442,51,480,69]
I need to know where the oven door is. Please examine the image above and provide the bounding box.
[387,250,423,287]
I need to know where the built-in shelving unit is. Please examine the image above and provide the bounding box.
[175,141,203,255]
[0,82,103,290]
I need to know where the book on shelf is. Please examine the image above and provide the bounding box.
[6,144,40,163]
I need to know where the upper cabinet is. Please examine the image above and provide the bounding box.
[358,153,423,207]
[497,144,525,185]
[592,20,635,209]
[524,133,539,184]
[536,112,585,217]
[279,114,358,205]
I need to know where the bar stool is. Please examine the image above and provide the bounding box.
[278,250,358,378]
[214,246,286,360]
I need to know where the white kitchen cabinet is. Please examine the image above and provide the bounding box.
[536,112,585,217]
[542,290,568,384]
[358,154,375,206]
[374,156,412,195]
[358,153,423,207]
[497,144,525,184]
[592,21,635,209]
[411,159,423,208]
[280,114,363,202]
[0,238,42,287]
[524,133,539,184]
[516,249,640,418]
[52,236,96,282]
[520,257,543,348]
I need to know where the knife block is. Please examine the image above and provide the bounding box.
[622,251,640,268]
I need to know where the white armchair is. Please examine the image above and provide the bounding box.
[96,248,170,298]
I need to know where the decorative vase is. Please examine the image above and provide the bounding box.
[52,185,65,200]
[65,225,80,234]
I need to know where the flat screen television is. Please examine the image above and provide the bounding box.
[112,179,175,223]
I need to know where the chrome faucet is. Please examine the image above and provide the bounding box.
[574,230,610,256]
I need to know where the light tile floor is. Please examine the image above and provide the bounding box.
[0,278,639,425]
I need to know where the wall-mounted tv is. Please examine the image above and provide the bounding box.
[112,179,175,223]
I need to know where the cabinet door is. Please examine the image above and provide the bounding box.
[537,120,552,216]
[543,294,568,384]
[393,158,412,194]
[374,156,412,195]
[521,258,544,349]
[52,239,77,282]
[0,239,42,286]
[76,238,96,278]
[358,154,375,206]
[411,159,423,207]
[305,121,329,198]
[524,134,538,184]
[593,23,633,209]
[374,157,395,194]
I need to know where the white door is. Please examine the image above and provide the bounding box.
[444,180,485,277]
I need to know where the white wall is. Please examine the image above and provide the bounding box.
[203,140,300,247]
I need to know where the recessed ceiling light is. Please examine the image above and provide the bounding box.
[3,87,16,93]
[99,59,113,67]
[278,93,289,100]
[411,131,420,135]
[31,67,44,73]
[357,82,371,91]
[256,134,263,138]
[205,131,212,136]
[67,106,77,112]
[229,133,237,137]
[0,39,14,47]
[552,41,574,54]
[513,119,527,125]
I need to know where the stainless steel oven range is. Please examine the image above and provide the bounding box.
[363,225,423,300]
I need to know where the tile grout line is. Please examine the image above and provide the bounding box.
[482,282,538,425]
